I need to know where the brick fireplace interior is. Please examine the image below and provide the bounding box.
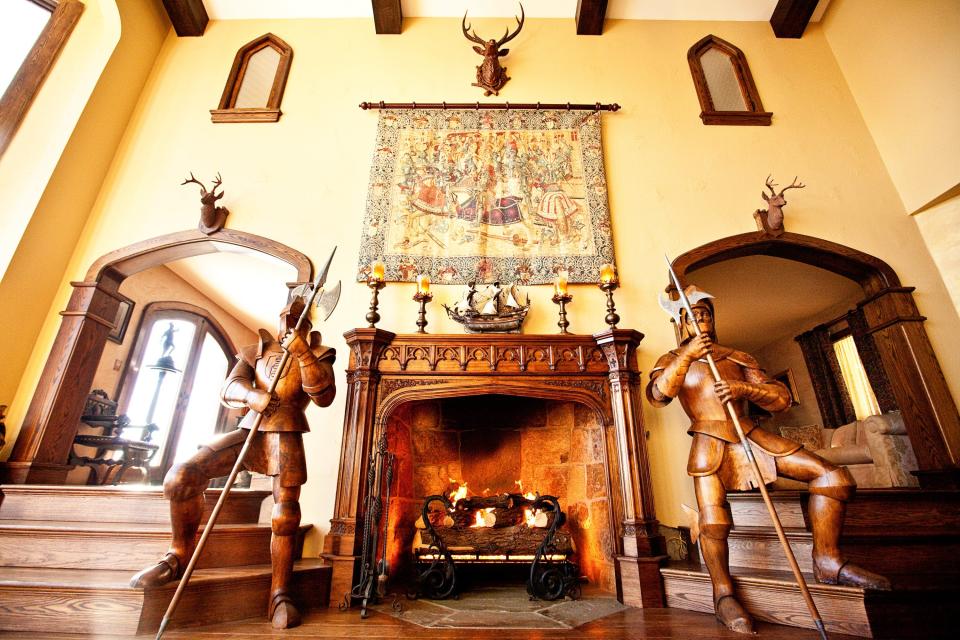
[384,394,616,593]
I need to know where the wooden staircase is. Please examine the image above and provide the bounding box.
[660,489,960,639]
[0,484,331,635]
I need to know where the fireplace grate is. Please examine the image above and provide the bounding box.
[412,493,581,601]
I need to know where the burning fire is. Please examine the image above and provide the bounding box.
[516,480,540,527]
[449,479,468,504]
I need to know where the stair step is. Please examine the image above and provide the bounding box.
[0,520,310,570]
[728,489,960,536]
[0,559,331,635]
[661,561,957,639]
[0,484,270,524]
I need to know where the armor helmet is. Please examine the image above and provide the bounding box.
[658,285,716,344]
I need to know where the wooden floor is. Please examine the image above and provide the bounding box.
[0,606,866,639]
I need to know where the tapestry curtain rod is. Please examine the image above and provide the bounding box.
[359,101,621,112]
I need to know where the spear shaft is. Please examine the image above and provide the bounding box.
[155,248,336,639]
[664,255,828,640]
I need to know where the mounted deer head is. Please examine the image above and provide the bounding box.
[462,4,525,96]
[754,175,805,236]
[181,172,229,235]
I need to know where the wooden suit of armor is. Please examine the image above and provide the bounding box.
[130,299,336,630]
[646,299,888,633]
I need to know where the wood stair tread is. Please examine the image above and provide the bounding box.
[662,561,864,594]
[0,519,273,532]
[0,558,327,590]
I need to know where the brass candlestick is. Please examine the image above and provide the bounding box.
[366,279,385,328]
[551,292,573,334]
[413,291,433,334]
[599,281,620,329]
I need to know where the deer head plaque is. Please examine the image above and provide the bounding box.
[462,4,525,96]
[754,175,805,237]
[181,172,229,235]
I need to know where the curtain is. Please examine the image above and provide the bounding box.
[846,308,898,412]
[796,327,856,428]
[833,336,882,420]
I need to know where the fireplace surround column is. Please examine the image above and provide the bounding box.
[323,327,395,605]
[594,328,667,607]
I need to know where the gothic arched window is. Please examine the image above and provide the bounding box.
[687,34,771,126]
[211,33,292,123]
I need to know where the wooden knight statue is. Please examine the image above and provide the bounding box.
[131,295,336,629]
[646,286,889,634]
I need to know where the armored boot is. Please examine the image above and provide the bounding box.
[129,462,205,588]
[699,504,755,634]
[809,468,891,590]
[269,489,302,629]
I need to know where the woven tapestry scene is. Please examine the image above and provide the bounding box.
[357,109,614,284]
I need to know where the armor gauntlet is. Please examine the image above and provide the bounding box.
[284,333,335,404]
[729,380,790,412]
[652,354,694,401]
[220,361,274,413]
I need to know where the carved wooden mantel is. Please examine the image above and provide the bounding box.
[323,328,666,609]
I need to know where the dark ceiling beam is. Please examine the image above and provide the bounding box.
[770,0,819,38]
[576,0,608,36]
[161,0,208,37]
[372,0,402,34]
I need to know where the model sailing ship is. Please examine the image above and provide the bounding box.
[443,281,530,333]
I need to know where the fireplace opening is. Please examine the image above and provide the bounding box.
[383,394,616,596]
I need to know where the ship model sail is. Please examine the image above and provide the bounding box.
[443,282,530,333]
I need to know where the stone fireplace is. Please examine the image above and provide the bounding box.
[386,395,615,592]
[323,329,665,608]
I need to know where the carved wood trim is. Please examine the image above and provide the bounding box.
[1,229,313,484]
[687,34,772,126]
[669,233,960,486]
[0,0,84,158]
[211,33,292,123]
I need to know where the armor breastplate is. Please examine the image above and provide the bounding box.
[240,342,310,433]
[676,358,754,441]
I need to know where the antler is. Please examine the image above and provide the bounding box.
[211,173,223,191]
[497,4,525,47]
[461,12,485,44]
[779,176,806,195]
[181,172,207,194]
[764,174,778,196]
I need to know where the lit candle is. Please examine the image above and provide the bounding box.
[371,260,385,283]
[555,270,568,297]
[417,273,431,295]
[599,263,617,285]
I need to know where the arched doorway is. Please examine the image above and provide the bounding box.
[0,228,313,484]
[669,230,960,489]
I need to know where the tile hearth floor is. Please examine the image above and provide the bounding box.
[370,585,627,629]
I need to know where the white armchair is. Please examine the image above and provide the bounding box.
[776,411,919,488]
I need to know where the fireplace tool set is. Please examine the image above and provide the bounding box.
[341,433,399,618]
[414,492,581,601]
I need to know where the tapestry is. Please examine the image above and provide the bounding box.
[357,109,615,284]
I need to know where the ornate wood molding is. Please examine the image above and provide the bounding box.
[325,328,664,608]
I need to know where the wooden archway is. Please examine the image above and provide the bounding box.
[670,230,960,488]
[0,228,313,484]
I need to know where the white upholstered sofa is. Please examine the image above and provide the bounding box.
[775,411,919,488]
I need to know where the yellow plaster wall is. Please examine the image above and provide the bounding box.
[0,0,169,427]
[822,0,960,214]
[5,17,960,547]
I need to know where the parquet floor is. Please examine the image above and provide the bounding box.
[0,606,861,639]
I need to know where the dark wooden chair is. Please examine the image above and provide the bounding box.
[70,389,160,485]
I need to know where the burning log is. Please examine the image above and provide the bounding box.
[444,492,558,529]
[420,524,573,556]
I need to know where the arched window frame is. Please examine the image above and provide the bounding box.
[687,34,772,126]
[210,32,292,123]
[115,301,237,483]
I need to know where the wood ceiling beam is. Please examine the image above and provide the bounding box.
[161,0,208,37]
[575,0,608,36]
[770,0,819,38]
[372,0,402,34]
